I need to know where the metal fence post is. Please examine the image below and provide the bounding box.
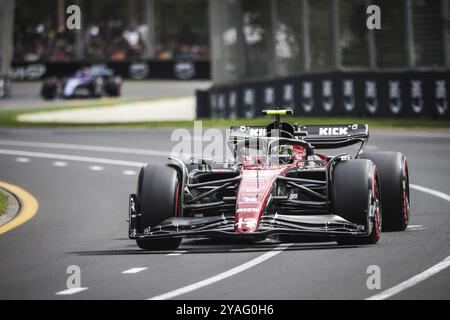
[74,0,84,60]
[270,0,279,77]
[405,0,416,68]
[332,0,341,70]
[443,0,450,68]
[0,0,15,76]
[366,0,377,69]
[302,0,311,71]
[235,0,248,80]
[144,0,156,58]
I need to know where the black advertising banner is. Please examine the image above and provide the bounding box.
[202,71,450,119]
[10,60,211,80]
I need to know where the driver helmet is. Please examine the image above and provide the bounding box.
[273,144,294,164]
[291,145,306,161]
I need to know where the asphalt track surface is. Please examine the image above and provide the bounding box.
[0,127,449,299]
[0,80,211,111]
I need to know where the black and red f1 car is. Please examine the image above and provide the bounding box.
[129,110,410,250]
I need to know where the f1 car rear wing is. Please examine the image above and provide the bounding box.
[229,109,369,152]
[228,124,369,159]
[229,124,368,145]
[300,124,369,149]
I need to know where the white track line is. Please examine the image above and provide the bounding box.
[366,256,450,300]
[366,184,450,300]
[122,267,147,274]
[55,287,88,295]
[411,184,450,202]
[16,157,30,163]
[0,140,170,157]
[53,161,67,167]
[89,165,104,171]
[0,149,144,167]
[407,224,424,230]
[148,243,292,300]
[167,251,187,256]
[122,170,137,176]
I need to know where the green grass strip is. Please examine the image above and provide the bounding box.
[0,191,8,216]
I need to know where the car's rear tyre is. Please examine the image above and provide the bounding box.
[104,76,122,97]
[333,159,382,245]
[359,151,409,231]
[136,164,181,250]
[41,78,58,100]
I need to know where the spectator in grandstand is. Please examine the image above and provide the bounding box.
[123,28,143,60]
[85,26,106,60]
[108,30,129,61]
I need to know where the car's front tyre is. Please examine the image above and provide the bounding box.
[135,164,182,251]
[332,159,382,245]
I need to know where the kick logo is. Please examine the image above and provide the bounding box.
[242,127,266,137]
[228,91,237,119]
[264,87,275,105]
[283,84,294,103]
[319,127,348,136]
[411,80,423,114]
[435,80,448,115]
[243,88,256,119]
[322,80,333,112]
[209,93,218,118]
[365,81,378,114]
[302,82,314,113]
[343,80,355,112]
[217,94,226,118]
[388,81,402,114]
[283,83,295,112]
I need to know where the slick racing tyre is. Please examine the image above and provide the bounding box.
[90,77,104,98]
[359,151,410,231]
[41,78,58,100]
[333,159,382,245]
[135,164,181,250]
[104,76,122,97]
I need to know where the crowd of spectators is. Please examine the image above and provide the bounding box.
[13,24,210,62]
[14,25,75,62]
[155,43,210,61]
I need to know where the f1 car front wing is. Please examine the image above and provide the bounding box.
[129,194,367,240]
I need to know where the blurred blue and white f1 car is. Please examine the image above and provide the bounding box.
[41,65,122,100]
